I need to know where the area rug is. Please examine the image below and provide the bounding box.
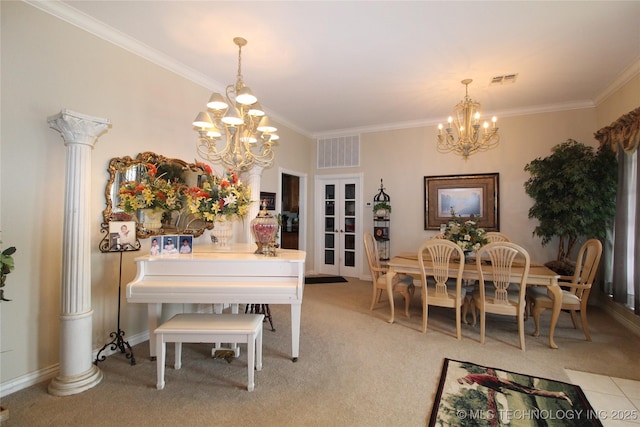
[304,276,348,284]
[429,358,603,427]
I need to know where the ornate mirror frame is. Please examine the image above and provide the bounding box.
[103,152,213,239]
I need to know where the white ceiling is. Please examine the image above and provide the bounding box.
[34,1,640,137]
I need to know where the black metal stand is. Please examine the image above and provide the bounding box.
[95,250,136,365]
[245,304,275,331]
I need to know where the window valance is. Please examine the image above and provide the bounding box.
[594,106,640,154]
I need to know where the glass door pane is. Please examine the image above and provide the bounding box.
[342,182,357,270]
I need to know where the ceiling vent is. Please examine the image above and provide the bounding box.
[490,73,518,85]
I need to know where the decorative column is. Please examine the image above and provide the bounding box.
[47,109,110,396]
[243,166,265,244]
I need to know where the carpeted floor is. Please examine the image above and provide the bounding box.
[1,277,639,426]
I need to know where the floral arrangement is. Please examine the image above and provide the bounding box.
[185,167,252,222]
[118,163,184,213]
[443,209,488,252]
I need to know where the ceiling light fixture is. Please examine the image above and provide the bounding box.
[437,79,499,159]
[193,37,278,171]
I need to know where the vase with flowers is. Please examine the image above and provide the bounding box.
[118,163,185,230]
[185,167,252,248]
[119,163,184,230]
[443,209,488,258]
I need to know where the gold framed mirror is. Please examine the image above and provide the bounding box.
[103,152,213,239]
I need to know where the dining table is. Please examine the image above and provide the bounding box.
[385,253,562,349]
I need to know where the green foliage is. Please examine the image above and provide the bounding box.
[524,139,617,261]
[1,241,17,302]
[372,202,391,213]
[441,388,493,427]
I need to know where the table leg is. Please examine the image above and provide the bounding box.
[546,281,561,349]
[386,268,396,324]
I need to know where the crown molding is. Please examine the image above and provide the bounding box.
[312,100,596,139]
[23,0,315,139]
[24,0,221,90]
[593,57,640,106]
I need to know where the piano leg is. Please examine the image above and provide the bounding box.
[148,303,162,361]
[291,304,301,362]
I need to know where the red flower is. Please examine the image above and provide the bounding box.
[220,179,230,188]
[196,162,212,175]
[147,163,157,177]
[229,169,238,184]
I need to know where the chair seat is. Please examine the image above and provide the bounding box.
[376,273,414,289]
[528,288,581,306]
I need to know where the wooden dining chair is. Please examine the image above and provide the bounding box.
[485,232,511,243]
[527,238,602,341]
[472,242,530,350]
[363,232,415,318]
[418,239,466,339]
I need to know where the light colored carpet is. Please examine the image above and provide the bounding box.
[2,278,639,426]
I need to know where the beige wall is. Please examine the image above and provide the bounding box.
[596,73,640,128]
[357,107,599,264]
[1,1,638,393]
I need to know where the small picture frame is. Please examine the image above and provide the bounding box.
[108,221,137,251]
[260,191,276,210]
[178,235,193,254]
[149,236,161,256]
[161,235,179,254]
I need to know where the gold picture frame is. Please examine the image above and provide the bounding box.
[424,173,499,231]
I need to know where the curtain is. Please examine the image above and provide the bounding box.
[595,106,640,314]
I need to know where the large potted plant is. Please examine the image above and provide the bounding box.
[1,240,16,420]
[523,139,617,274]
[1,241,16,302]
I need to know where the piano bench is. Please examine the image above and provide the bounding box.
[154,313,264,392]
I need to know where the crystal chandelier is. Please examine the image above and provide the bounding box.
[193,37,279,171]
[437,79,499,159]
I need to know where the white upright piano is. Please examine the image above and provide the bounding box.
[126,244,306,361]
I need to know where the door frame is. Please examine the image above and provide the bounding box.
[314,173,363,278]
[278,167,307,253]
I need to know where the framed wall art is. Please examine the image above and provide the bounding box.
[260,191,276,210]
[424,173,499,231]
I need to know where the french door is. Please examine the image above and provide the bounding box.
[315,175,362,277]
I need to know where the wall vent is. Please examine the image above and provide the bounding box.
[317,135,360,169]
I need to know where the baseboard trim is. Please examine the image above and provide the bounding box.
[596,293,640,338]
[0,330,150,398]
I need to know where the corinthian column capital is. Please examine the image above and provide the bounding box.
[47,108,111,146]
